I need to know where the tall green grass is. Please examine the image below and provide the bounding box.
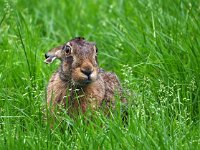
[0,0,199,149]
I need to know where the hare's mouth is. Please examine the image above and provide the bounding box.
[73,79,92,86]
[83,78,92,84]
[78,76,93,85]
[72,75,96,86]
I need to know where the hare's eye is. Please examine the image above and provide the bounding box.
[62,45,71,54]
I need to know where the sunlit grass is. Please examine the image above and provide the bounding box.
[0,0,199,149]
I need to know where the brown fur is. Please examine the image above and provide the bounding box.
[45,37,126,116]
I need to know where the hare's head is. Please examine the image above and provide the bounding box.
[45,37,99,86]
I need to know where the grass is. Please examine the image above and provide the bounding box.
[0,0,200,149]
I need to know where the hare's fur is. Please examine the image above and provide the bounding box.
[45,37,126,115]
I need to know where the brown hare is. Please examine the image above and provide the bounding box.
[44,37,126,116]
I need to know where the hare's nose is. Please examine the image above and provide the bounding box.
[81,69,93,77]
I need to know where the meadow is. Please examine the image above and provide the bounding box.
[0,0,199,149]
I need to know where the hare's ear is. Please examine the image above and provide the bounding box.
[93,44,98,63]
[44,55,57,64]
[44,46,63,64]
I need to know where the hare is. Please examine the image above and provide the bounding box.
[44,37,126,116]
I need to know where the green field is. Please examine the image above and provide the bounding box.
[0,0,200,149]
